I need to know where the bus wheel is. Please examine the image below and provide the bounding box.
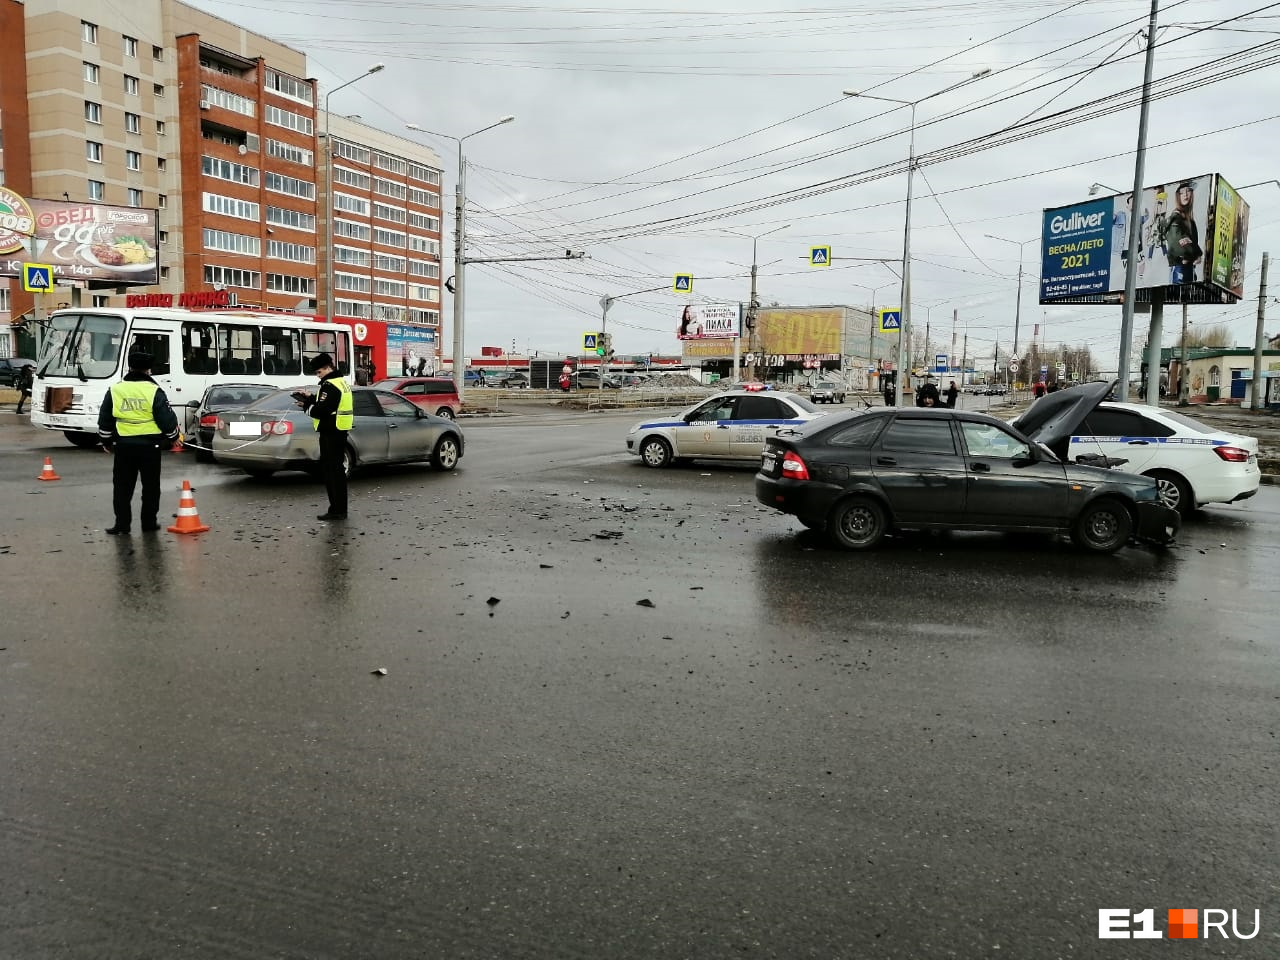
[65,431,101,449]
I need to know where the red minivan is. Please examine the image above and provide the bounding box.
[372,377,461,419]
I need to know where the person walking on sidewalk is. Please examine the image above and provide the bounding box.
[97,351,179,535]
[15,363,33,414]
[292,353,353,521]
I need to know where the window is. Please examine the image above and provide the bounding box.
[409,284,434,301]
[88,180,104,201]
[202,155,259,186]
[156,120,166,135]
[302,329,350,376]
[152,45,164,61]
[128,332,171,375]
[408,259,439,278]
[122,35,137,57]
[408,308,439,325]
[93,295,110,307]
[376,392,419,419]
[126,150,141,171]
[157,158,166,172]
[128,188,143,207]
[265,172,315,200]
[335,299,371,319]
[333,192,368,215]
[736,396,788,420]
[335,272,371,293]
[374,202,407,224]
[334,245,367,266]
[85,101,102,124]
[201,84,255,117]
[82,21,98,43]
[218,324,262,376]
[374,278,406,298]
[83,62,99,84]
[264,104,312,135]
[125,112,141,134]
[880,418,957,455]
[182,321,218,374]
[373,253,406,273]
[332,140,369,164]
[264,69,314,105]
[267,239,315,263]
[374,177,407,200]
[408,236,439,256]
[124,75,139,96]
[158,194,167,208]
[408,162,440,185]
[333,219,370,242]
[374,152,407,175]
[203,228,261,256]
[159,230,168,243]
[1080,409,1175,439]
[408,212,439,232]
[408,186,437,207]
[266,273,315,295]
[203,265,261,290]
[374,227,406,248]
[689,397,737,422]
[265,138,313,166]
[153,84,164,98]
[960,422,1030,459]
[203,192,260,221]
[829,416,885,447]
[86,141,103,163]
[265,206,316,232]
[333,166,370,191]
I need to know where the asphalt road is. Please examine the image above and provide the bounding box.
[1,408,1277,959]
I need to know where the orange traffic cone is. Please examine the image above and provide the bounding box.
[170,431,186,453]
[37,456,61,481]
[167,479,210,534]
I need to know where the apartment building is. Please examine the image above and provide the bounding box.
[1,0,444,369]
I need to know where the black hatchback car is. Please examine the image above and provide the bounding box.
[755,380,1179,553]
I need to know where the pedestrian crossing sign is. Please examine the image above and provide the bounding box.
[23,263,54,293]
[673,273,693,293]
[583,332,599,351]
[809,246,831,267]
[878,308,901,333]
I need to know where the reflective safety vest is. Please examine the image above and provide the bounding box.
[111,381,162,436]
[313,376,354,431]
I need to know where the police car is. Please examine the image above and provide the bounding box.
[626,390,826,468]
[1014,396,1260,517]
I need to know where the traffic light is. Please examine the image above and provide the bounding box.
[595,333,606,357]
[601,333,614,358]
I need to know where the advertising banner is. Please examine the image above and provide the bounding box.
[756,307,843,355]
[0,189,160,285]
[1039,174,1243,304]
[677,303,740,340]
[388,323,438,376]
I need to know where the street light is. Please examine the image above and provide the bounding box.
[407,116,516,398]
[843,69,989,406]
[984,234,1038,365]
[722,224,789,380]
[1088,182,1122,196]
[322,63,384,326]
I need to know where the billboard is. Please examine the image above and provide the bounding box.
[756,306,843,355]
[1039,173,1247,304]
[0,189,160,286]
[388,323,438,376]
[677,303,740,340]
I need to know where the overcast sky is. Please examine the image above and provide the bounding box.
[190,0,1280,366]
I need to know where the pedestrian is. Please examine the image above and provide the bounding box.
[883,381,894,406]
[15,362,33,414]
[292,353,353,521]
[944,379,959,408]
[96,351,179,535]
[917,380,941,407]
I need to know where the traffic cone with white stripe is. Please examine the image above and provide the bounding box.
[167,479,210,534]
[37,456,61,481]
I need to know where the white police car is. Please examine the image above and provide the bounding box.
[1015,396,1259,516]
[626,390,826,468]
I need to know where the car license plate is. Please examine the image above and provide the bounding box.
[761,450,778,472]
[228,422,259,438]
[45,414,68,425]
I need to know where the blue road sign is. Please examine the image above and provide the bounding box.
[23,263,54,293]
[673,274,693,293]
[809,246,831,267]
[935,354,948,373]
[878,308,901,333]
[583,333,598,351]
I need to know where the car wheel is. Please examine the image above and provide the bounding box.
[431,434,460,471]
[1144,470,1193,517]
[342,445,356,480]
[244,467,275,479]
[1071,498,1133,553]
[64,431,100,449]
[639,436,673,468]
[828,496,888,550]
[435,407,455,420]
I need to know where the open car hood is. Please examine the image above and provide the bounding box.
[1011,379,1115,451]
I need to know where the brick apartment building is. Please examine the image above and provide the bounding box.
[0,0,443,365]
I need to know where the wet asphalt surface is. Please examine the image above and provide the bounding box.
[1,406,1277,959]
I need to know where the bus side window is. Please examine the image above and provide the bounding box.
[219,324,261,376]
[262,327,301,377]
[130,332,172,375]
[182,321,217,374]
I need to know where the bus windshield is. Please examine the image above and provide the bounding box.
[37,314,126,380]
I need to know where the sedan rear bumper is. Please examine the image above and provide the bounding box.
[1134,500,1180,545]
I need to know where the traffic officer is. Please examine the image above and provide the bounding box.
[293,353,353,521]
[97,350,180,535]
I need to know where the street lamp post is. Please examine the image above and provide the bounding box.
[844,69,989,406]
[985,234,1038,388]
[723,225,789,381]
[406,116,516,398]
[323,63,384,324]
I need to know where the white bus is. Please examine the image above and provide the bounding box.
[30,308,354,447]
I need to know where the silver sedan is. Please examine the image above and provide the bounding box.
[211,387,464,479]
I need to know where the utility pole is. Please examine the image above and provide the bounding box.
[1251,252,1270,410]
[1178,300,1190,405]
[961,330,968,388]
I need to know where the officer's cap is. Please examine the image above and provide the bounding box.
[127,351,153,371]
[310,353,335,372]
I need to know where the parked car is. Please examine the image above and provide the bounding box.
[755,381,1179,553]
[186,382,279,462]
[496,371,530,388]
[1012,391,1260,517]
[0,357,36,387]
[463,369,489,387]
[810,381,847,404]
[626,390,826,468]
[372,377,461,419]
[576,370,622,389]
[210,387,464,479]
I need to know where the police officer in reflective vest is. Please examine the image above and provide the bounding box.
[97,350,179,535]
[293,352,353,521]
